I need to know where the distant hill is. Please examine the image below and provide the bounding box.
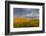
[13,16,39,24]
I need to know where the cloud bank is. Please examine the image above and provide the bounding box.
[13,8,39,18]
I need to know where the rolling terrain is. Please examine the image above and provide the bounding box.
[13,17,39,28]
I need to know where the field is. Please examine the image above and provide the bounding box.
[13,17,39,28]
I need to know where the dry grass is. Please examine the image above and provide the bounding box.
[13,17,39,28]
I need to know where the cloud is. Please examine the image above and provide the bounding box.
[13,8,39,17]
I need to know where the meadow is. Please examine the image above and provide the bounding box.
[13,17,39,28]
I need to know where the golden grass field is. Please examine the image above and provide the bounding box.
[13,17,39,28]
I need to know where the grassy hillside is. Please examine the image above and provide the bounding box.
[13,17,39,28]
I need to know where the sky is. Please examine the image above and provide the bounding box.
[13,8,39,18]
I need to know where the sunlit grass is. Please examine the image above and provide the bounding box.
[13,17,39,28]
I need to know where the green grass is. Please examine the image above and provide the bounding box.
[13,19,39,28]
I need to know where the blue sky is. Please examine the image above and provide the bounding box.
[13,8,39,18]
